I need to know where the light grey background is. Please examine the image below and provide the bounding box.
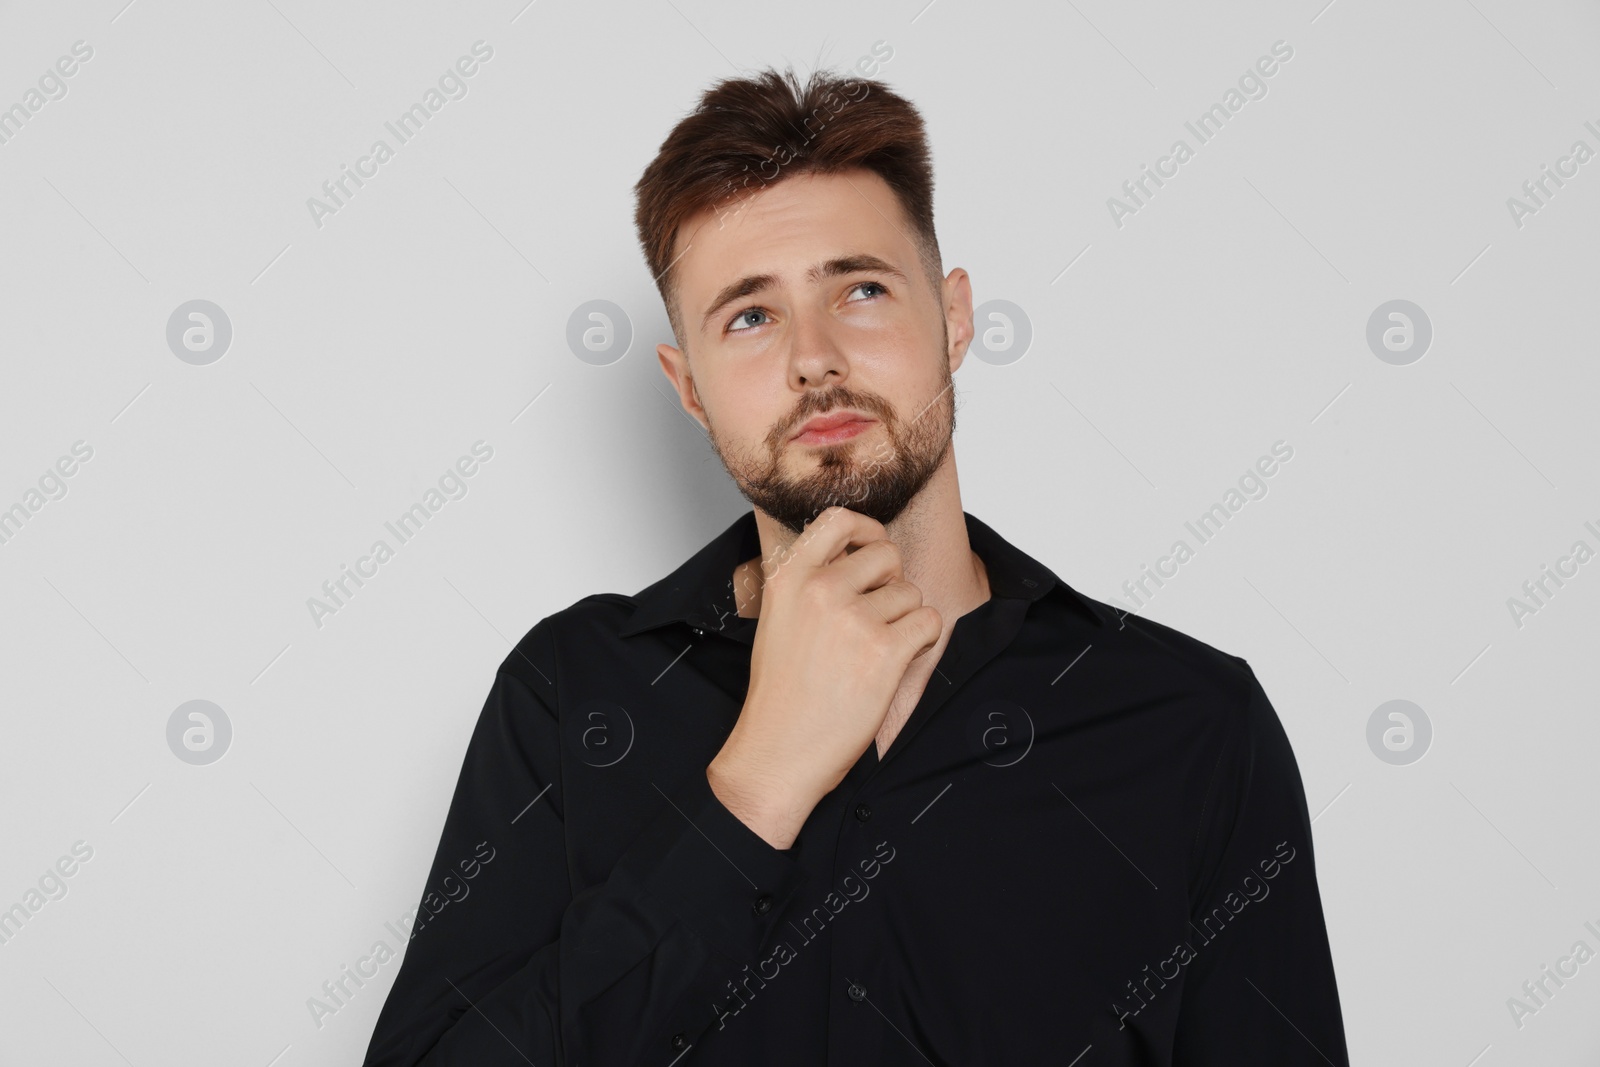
[1,0,1596,1064]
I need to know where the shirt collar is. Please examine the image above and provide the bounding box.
[618,510,1108,638]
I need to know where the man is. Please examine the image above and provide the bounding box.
[363,68,1348,1066]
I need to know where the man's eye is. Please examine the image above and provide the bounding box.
[728,308,770,332]
[848,281,889,301]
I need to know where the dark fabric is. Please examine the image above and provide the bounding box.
[362,510,1348,1066]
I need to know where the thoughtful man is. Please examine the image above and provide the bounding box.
[363,68,1348,1066]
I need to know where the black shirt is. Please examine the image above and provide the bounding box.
[362,510,1348,1066]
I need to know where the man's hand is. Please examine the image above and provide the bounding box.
[707,506,942,849]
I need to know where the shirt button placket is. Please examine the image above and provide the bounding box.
[831,972,884,1064]
[831,795,885,1064]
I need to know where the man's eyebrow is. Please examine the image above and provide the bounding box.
[699,254,908,332]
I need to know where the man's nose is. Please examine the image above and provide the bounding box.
[787,309,849,388]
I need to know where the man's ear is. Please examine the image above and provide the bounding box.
[657,342,709,430]
[943,267,975,372]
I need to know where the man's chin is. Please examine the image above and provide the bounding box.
[784,435,870,460]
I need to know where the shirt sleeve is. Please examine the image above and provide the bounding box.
[360,620,810,1066]
[1171,663,1350,1066]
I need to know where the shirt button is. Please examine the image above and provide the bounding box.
[847,981,867,1002]
[752,892,773,915]
[670,1032,689,1050]
[854,803,871,822]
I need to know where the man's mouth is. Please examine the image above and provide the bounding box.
[790,411,878,446]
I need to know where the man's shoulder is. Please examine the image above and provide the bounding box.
[1095,606,1299,795]
[495,591,643,695]
[1097,601,1260,717]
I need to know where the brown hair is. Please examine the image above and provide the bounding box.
[633,67,943,347]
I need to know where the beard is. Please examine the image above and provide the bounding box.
[705,359,956,538]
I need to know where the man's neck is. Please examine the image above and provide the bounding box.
[733,454,991,638]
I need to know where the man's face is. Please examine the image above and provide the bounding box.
[657,167,974,537]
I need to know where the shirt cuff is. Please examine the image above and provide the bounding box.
[613,767,809,964]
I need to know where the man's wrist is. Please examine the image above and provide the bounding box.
[705,756,811,851]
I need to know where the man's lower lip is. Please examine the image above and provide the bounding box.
[793,420,875,445]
